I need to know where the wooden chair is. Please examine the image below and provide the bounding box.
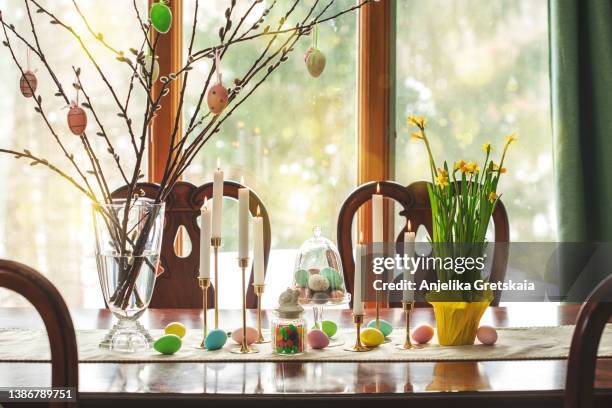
[565,274,612,408]
[395,181,509,306]
[112,180,271,309]
[336,181,414,308]
[0,259,78,408]
[337,180,509,307]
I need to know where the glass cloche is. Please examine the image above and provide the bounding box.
[293,226,350,306]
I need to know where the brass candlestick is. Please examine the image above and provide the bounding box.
[396,301,422,350]
[231,258,259,354]
[253,284,269,344]
[344,313,371,352]
[211,236,221,329]
[195,277,211,349]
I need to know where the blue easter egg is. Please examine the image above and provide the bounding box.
[367,319,393,337]
[205,329,228,350]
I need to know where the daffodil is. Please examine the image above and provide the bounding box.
[435,173,449,188]
[454,159,467,173]
[482,142,492,154]
[505,133,517,145]
[407,115,427,128]
[489,192,498,203]
[465,161,480,174]
[492,163,507,173]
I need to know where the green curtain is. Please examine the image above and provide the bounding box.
[549,0,612,242]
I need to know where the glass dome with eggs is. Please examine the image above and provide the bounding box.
[293,226,350,345]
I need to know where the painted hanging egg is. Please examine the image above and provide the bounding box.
[305,47,326,78]
[207,83,228,115]
[153,334,182,355]
[19,70,38,98]
[150,1,173,34]
[367,319,393,337]
[164,322,186,338]
[140,55,160,83]
[67,105,88,135]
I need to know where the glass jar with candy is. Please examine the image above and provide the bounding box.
[272,288,306,355]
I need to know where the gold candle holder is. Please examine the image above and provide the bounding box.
[195,277,211,349]
[396,301,422,350]
[253,284,269,344]
[343,313,371,352]
[231,258,259,354]
[211,236,221,329]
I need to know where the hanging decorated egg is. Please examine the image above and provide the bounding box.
[305,47,326,78]
[140,55,160,83]
[207,83,228,115]
[19,70,38,98]
[67,104,88,135]
[150,1,173,34]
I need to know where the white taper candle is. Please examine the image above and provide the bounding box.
[253,206,264,285]
[372,183,383,243]
[238,178,249,259]
[199,198,212,278]
[353,232,365,315]
[403,220,416,302]
[212,158,224,238]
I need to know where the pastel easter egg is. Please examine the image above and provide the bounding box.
[477,325,498,345]
[308,274,330,292]
[329,290,345,303]
[164,322,186,338]
[305,47,326,77]
[140,55,160,83]
[205,329,228,350]
[308,268,320,275]
[153,334,181,355]
[360,327,384,347]
[294,269,309,287]
[19,70,38,97]
[367,319,393,337]
[150,1,173,34]
[231,326,258,345]
[320,267,343,289]
[321,320,337,338]
[207,83,228,115]
[411,324,434,344]
[67,106,88,135]
[307,329,329,349]
[311,291,329,305]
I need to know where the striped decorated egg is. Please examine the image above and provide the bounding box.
[20,71,38,98]
[67,106,87,135]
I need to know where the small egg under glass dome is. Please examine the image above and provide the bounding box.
[293,226,350,346]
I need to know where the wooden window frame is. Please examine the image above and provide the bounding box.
[149,0,395,237]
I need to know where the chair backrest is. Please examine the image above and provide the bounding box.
[112,181,271,309]
[395,181,509,306]
[0,259,78,407]
[337,180,509,307]
[336,181,414,308]
[565,274,612,408]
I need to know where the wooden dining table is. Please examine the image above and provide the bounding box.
[0,304,611,407]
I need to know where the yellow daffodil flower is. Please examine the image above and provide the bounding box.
[505,133,517,145]
[454,159,467,173]
[492,163,507,173]
[407,115,427,128]
[489,192,498,203]
[482,142,492,154]
[465,161,479,174]
[435,173,449,188]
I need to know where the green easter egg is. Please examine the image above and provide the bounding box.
[154,334,182,355]
[294,269,309,287]
[320,267,343,289]
[150,1,173,34]
[321,320,337,338]
[360,327,384,347]
[205,329,228,350]
[367,319,393,337]
[164,322,186,338]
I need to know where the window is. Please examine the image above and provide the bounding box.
[394,0,554,242]
[181,2,358,308]
[0,0,147,307]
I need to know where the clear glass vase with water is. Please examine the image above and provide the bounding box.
[93,198,165,352]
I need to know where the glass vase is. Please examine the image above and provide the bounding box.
[93,198,165,352]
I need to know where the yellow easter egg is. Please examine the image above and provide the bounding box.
[164,322,186,339]
[360,327,384,347]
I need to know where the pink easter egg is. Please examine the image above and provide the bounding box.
[411,324,434,344]
[307,329,329,349]
[231,326,257,345]
[207,82,228,115]
[477,325,498,345]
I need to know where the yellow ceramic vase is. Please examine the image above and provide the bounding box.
[430,300,490,346]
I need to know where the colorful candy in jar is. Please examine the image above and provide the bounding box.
[274,323,305,354]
